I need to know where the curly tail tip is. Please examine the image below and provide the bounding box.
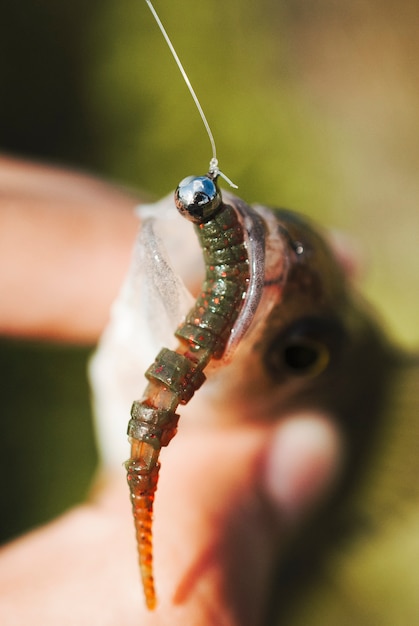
[134,493,157,609]
[126,456,160,610]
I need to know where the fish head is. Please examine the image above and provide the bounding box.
[195,201,389,437]
[90,192,390,465]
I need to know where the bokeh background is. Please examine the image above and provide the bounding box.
[1,0,418,541]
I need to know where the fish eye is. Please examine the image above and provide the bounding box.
[264,316,345,380]
[283,338,330,376]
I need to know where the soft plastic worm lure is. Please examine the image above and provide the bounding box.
[126,173,255,608]
[125,1,268,608]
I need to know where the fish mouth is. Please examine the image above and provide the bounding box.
[133,191,293,365]
[222,194,293,360]
[220,192,267,360]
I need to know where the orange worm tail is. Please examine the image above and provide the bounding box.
[126,444,161,610]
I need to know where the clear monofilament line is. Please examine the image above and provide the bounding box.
[144,0,216,162]
[144,0,237,188]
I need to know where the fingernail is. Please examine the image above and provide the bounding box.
[264,413,343,524]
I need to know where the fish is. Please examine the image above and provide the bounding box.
[89,0,419,617]
[90,169,418,620]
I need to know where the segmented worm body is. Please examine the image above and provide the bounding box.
[125,173,250,609]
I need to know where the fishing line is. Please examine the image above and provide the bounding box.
[144,0,237,188]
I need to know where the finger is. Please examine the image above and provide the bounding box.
[264,413,343,524]
[0,155,139,342]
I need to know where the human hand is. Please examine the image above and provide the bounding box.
[0,418,340,626]
[0,155,342,625]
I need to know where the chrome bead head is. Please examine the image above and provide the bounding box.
[175,175,222,224]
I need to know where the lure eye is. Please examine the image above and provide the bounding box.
[264,316,345,380]
[175,175,222,224]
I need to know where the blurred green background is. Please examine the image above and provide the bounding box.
[1,0,418,541]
